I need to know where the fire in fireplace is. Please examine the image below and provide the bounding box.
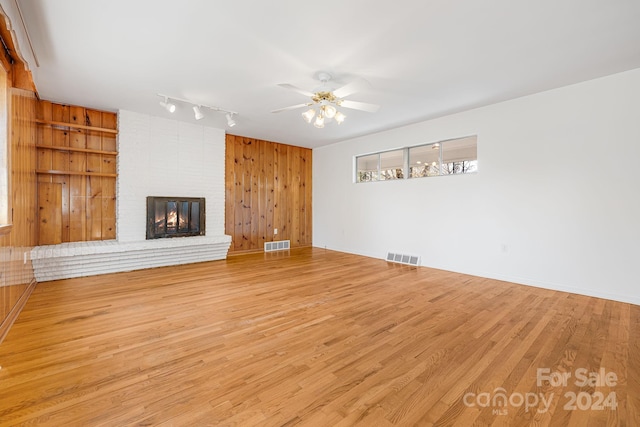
[146,196,205,239]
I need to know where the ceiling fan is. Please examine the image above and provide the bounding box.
[271,72,380,128]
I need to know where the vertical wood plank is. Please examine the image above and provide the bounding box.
[85,109,103,240]
[232,136,243,252]
[36,101,52,184]
[257,139,266,248]
[69,106,87,241]
[279,144,290,240]
[101,175,116,240]
[264,141,275,244]
[224,135,235,247]
[51,104,70,242]
[291,147,301,246]
[37,182,62,245]
[101,196,116,240]
[272,144,286,244]
[100,111,117,240]
[241,139,253,252]
[250,140,259,250]
[303,149,312,246]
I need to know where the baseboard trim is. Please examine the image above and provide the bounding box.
[0,279,37,345]
[227,244,313,257]
[227,248,265,256]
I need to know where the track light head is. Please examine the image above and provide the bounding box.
[159,96,176,113]
[226,113,236,128]
[193,105,204,120]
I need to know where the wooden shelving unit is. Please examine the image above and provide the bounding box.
[36,103,119,244]
[35,117,118,178]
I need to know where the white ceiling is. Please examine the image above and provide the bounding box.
[8,0,640,148]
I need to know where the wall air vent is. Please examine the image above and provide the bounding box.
[265,240,291,252]
[386,252,420,266]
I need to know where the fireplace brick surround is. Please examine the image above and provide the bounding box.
[31,110,232,281]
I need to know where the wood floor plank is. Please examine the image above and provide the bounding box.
[0,247,637,426]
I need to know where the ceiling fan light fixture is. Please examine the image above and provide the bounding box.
[274,72,378,129]
[302,108,315,123]
[193,105,204,120]
[323,104,337,119]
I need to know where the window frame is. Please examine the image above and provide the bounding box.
[355,135,477,183]
[355,147,406,183]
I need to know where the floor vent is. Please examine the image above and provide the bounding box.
[265,240,291,252]
[386,252,420,266]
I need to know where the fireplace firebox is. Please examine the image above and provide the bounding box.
[146,196,205,239]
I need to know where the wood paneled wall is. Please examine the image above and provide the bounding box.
[36,102,117,244]
[225,135,312,253]
[0,88,38,339]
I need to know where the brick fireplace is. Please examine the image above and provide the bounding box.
[31,111,231,281]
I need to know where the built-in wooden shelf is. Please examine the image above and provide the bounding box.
[36,144,118,156]
[36,170,118,178]
[36,119,118,134]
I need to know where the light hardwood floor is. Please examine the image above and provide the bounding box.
[0,248,638,426]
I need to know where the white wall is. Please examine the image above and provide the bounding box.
[313,68,640,305]
[117,110,227,242]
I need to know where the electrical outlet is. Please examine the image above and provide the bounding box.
[274,228,278,235]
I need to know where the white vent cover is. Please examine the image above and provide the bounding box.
[386,252,420,266]
[265,240,291,252]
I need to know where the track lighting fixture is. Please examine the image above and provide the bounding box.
[156,93,238,127]
[193,105,204,120]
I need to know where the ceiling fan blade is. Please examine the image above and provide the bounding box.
[333,78,371,98]
[339,100,380,113]
[278,83,315,98]
[271,103,310,113]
